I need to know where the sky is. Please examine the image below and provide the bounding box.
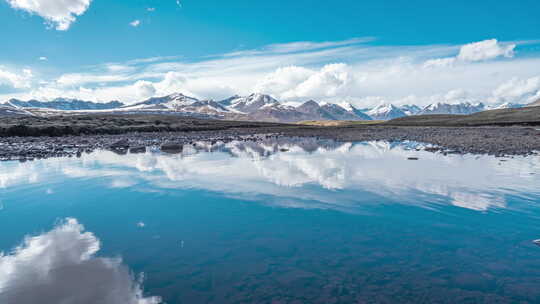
[0,0,540,107]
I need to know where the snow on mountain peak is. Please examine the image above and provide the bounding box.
[366,104,406,120]
[227,93,279,113]
[489,102,523,110]
[419,101,485,115]
[127,93,200,110]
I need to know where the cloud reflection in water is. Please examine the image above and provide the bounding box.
[0,218,161,304]
[1,138,539,212]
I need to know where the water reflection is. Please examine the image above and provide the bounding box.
[2,138,540,303]
[1,138,539,213]
[0,218,161,304]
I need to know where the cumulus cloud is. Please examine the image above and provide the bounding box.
[0,67,33,89]
[135,80,157,98]
[492,76,540,103]
[424,39,516,68]
[254,66,314,96]
[130,20,141,27]
[7,0,92,30]
[0,218,161,304]
[444,89,469,100]
[457,39,515,62]
[254,64,354,101]
[38,57,48,61]
[284,63,353,99]
[3,38,540,107]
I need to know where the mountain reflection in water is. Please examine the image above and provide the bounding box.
[1,138,538,213]
[1,138,540,304]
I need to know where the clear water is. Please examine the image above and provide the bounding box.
[1,138,540,303]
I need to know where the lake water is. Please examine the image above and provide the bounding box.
[1,138,540,303]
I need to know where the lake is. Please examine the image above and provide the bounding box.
[1,138,540,303]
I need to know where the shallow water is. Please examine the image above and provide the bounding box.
[1,138,540,303]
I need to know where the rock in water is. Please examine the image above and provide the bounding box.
[161,143,183,154]
[110,139,129,149]
[129,146,146,154]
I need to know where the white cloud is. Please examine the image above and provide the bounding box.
[7,0,92,31]
[130,20,141,27]
[106,64,135,73]
[457,39,515,62]
[444,89,469,100]
[254,66,314,96]
[282,63,353,99]
[0,67,33,89]
[147,7,155,12]
[134,80,157,99]
[2,38,540,107]
[0,218,161,304]
[492,76,540,103]
[225,37,374,57]
[38,57,48,61]
[423,57,456,68]
[423,39,516,68]
[56,73,130,86]
[110,178,137,188]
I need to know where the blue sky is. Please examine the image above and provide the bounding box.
[1,0,540,106]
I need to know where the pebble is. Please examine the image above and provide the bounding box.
[0,126,538,161]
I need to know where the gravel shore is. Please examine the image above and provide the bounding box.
[0,125,539,161]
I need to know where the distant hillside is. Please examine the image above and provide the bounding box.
[385,107,540,126]
[7,98,124,110]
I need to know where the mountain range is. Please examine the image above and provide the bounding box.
[1,93,535,122]
[5,98,123,111]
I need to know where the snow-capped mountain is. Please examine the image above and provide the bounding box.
[222,93,280,113]
[181,100,230,113]
[4,92,527,122]
[216,95,241,107]
[295,100,336,121]
[124,93,199,110]
[399,104,422,116]
[418,102,485,115]
[243,100,371,123]
[247,103,310,123]
[366,104,407,120]
[488,102,524,110]
[320,103,367,121]
[339,103,372,120]
[0,103,34,116]
[6,98,124,110]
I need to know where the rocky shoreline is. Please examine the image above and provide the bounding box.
[0,125,539,161]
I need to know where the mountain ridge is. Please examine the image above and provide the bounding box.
[6,98,124,111]
[1,93,527,122]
